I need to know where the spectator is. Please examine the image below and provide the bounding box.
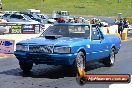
[67,18,74,23]
[67,19,72,23]
[118,18,124,39]
[74,17,79,23]
[96,19,103,27]
[57,17,65,23]
[123,18,129,28]
[114,19,119,25]
[90,18,96,24]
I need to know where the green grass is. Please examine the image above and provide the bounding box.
[2,0,132,17]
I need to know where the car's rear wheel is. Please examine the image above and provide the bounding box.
[102,48,115,67]
[19,62,33,72]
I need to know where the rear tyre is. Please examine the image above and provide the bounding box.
[19,62,33,72]
[102,48,115,67]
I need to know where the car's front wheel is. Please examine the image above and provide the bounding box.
[102,48,115,67]
[19,62,33,72]
[75,51,86,76]
[62,51,86,76]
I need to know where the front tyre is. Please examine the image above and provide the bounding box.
[19,62,33,72]
[75,51,86,76]
[62,51,86,76]
[102,48,115,67]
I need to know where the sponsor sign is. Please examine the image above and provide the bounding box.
[11,24,22,34]
[35,24,40,33]
[76,67,130,85]
[0,39,15,53]
[22,24,35,34]
[76,74,130,85]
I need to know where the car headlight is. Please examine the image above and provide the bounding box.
[54,46,71,53]
[16,44,29,51]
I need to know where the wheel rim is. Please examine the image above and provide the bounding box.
[76,55,85,71]
[110,51,115,64]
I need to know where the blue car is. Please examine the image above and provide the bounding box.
[14,23,121,73]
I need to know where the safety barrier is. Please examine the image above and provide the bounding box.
[101,25,118,35]
[101,25,131,40]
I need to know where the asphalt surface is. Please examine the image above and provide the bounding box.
[0,40,132,88]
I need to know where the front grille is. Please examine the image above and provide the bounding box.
[29,45,53,53]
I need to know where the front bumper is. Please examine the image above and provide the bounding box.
[14,51,77,65]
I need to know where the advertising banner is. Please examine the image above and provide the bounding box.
[11,24,22,34]
[22,24,35,34]
[34,24,40,33]
[0,39,15,53]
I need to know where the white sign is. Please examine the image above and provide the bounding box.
[109,25,118,34]
[0,39,15,53]
[101,25,118,35]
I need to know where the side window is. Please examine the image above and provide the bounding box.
[85,26,90,38]
[91,27,100,40]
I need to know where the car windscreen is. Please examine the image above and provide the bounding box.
[40,25,90,38]
[10,14,23,19]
